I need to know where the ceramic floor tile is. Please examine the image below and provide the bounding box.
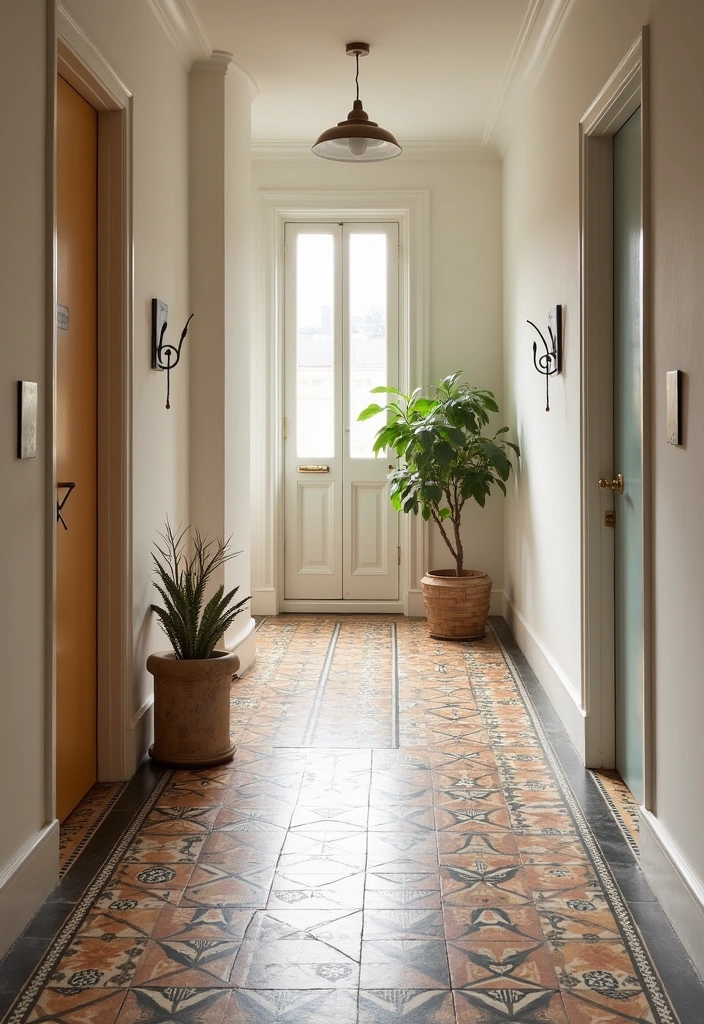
[4,616,685,1024]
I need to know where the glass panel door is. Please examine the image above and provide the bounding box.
[284,221,399,603]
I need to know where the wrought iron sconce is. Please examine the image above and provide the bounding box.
[152,299,194,410]
[527,305,562,412]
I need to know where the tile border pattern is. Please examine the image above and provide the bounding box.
[4,770,173,1024]
[390,620,400,748]
[59,783,128,878]
[301,620,341,746]
[487,621,676,1024]
[589,769,640,855]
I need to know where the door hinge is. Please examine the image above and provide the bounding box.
[398,545,401,566]
[283,243,287,264]
[397,242,401,261]
[283,417,287,439]
[605,510,615,528]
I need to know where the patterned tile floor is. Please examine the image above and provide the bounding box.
[1,615,698,1023]
[589,770,639,853]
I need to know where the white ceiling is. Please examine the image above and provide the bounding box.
[190,0,538,148]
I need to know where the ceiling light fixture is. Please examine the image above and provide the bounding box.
[312,43,402,162]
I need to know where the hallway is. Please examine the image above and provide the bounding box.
[1,616,699,1024]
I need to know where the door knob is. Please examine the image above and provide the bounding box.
[598,473,624,494]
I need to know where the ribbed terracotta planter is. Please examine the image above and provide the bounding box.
[147,650,239,768]
[420,569,493,640]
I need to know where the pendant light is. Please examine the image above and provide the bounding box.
[312,43,402,162]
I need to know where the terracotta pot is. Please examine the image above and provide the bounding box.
[146,650,239,768]
[420,569,493,640]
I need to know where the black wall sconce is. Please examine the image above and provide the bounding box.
[152,299,194,410]
[527,305,562,412]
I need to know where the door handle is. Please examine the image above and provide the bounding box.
[298,465,330,473]
[598,473,624,494]
[56,481,76,530]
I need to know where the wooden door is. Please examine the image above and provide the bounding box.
[56,76,98,821]
[613,107,644,802]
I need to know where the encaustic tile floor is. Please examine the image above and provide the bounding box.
[1,616,703,1024]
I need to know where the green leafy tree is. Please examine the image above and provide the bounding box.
[151,522,250,659]
[359,372,519,576]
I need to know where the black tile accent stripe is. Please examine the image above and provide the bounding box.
[490,616,704,1024]
[589,769,640,856]
[390,620,399,749]
[301,620,341,746]
[0,765,170,1024]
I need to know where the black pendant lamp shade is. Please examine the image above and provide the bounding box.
[312,43,402,162]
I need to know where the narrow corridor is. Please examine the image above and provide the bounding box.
[0,616,700,1023]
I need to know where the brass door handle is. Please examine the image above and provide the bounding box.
[298,465,330,473]
[598,474,624,494]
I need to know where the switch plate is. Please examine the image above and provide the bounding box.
[17,381,38,459]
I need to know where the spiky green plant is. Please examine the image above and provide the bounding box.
[150,522,249,659]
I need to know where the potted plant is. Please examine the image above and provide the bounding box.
[147,522,249,767]
[359,372,519,640]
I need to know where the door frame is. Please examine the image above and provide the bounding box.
[252,190,430,616]
[579,28,653,806]
[47,6,134,813]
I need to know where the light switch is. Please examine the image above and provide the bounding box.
[17,381,38,459]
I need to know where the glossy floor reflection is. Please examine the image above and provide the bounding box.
[2,616,694,1023]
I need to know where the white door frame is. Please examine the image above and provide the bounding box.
[251,190,429,616]
[579,28,653,806]
[50,5,134,803]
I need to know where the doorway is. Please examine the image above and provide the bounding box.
[580,31,651,804]
[56,75,98,820]
[613,107,644,802]
[283,222,400,603]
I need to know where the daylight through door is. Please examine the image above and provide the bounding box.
[283,222,399,602]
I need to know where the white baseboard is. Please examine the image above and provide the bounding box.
[125,695,154,776]
[502,596,586,759]
[405,589,426,618]
[251,587,277,616]
[0,821,59,959]
[228,615,257,675]
[639,808,704,979]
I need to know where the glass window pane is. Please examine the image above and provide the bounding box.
[296,234,335,458]
[349,233,388,458]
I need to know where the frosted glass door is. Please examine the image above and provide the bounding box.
[284,221,399,602]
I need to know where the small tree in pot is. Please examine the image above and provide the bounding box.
[147,522,249,767]
[359,372,519,639]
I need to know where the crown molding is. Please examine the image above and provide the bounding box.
[486,0,577,152]
[251,140,500,163]
[145,0,211,67]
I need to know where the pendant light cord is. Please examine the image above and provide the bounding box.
[355,52,360,100]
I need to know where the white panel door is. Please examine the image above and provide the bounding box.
[284,222,399,602]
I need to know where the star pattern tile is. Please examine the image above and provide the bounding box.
[2,616,680,1024]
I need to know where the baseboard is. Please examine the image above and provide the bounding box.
[639,808,704,979]
[502,596,586,760]
[125,696,154,776]
[405,589,426,618]
[228,615,256,675]
[251,587,277,616]
[0,821,59,959]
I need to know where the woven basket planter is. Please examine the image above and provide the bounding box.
[147,650,239,768]
[420,569,493,640]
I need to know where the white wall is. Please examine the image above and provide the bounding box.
[502,0,704,972]
[251,157,506,596]
[0,1,53,943]
[62,0,191,767]
[0,0,191,954]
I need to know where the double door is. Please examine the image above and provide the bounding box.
[284,222,399,602]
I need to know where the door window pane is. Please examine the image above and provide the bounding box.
[296,234,334,458]
[349,233,388,458]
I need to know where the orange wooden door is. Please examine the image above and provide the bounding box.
[56,76,98,822]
